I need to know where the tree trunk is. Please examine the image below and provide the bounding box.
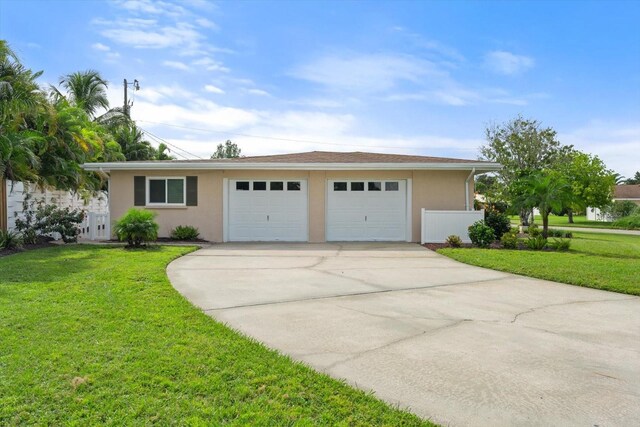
[519,208,530,226]
[568,209,574,224]
[542,212,549,238]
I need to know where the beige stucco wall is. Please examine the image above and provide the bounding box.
[109,169,475,242]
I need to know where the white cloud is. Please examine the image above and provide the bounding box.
[484,50,535,75]
[204,84,225,94]
[291,53,444,93]
[92,42,111,51]
[96,18,203,52]
[114,0,186,17]
[195,18,218,30]
[244,88,270,97]
[559,121,640,177]
[192,57,230,72]
[163,60,190,71]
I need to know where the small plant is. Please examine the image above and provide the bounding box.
[550,238,571,251]
[528,223,541,237]
[445,234,462,248]
[0,229,22,250]
[500,230,518,249]
[35,204,85,243]
[484,210,511,239]
[525,235,547,250]
[114,208,159,247]
[170,225,200,241]
[563,231,573,239]
[612,213,640,230]
[468,220,495,248]
[547,229,564,238]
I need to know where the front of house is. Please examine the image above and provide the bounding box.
[82,151,501,243]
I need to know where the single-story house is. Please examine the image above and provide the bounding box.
[587,184,640,221]
[82,151,501,242]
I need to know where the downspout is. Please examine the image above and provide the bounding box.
[465,168,476,211]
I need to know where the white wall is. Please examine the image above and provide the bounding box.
[586,207,612,222]
[421,209,485,243]
[6,180,108,233]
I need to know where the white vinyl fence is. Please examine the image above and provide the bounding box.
[6,180,109,241]
[421,209,484,244]
[586,206,612,222]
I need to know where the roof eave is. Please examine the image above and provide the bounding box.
[81,162,502,173]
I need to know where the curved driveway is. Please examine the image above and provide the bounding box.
[167,243,640,426]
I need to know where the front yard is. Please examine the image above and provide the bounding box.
[508,214,613,229]
[439,231,640,295]
[0,245,430,426]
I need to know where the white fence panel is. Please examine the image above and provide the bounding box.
[586,207,612,222]
[6,180,109,240]
[421,209,484,244]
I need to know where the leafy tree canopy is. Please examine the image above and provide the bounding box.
[211,140,241,159]
[625,171,640,185]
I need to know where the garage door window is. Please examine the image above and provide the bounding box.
[253,181,267,191]
[147,177,185,205]
[287,181,301,191]
[368,182,382,191]
[236,181,250,191]
[385,182,399,191]
[334,182,347,191]
[351,182,365,191]
[270,182,284,191]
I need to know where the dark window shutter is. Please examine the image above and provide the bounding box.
[134,176,146,206]
[186,176,198,206]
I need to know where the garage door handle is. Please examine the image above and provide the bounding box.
[365,215,367,221]
[267,215,269,221]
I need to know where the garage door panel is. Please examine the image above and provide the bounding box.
[327,180,406,242]
[228,180,308,242]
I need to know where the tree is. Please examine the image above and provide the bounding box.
[558,151,615,223]
[111,123,156,161]
[625,171,640,185]
[480,116,573,225]
[155,143,175,160]
[511,170,574,238]
[57,70,109,118]
[211,140,241,159]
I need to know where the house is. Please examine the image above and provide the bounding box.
[81,151,501,242]
[587,184,640,221]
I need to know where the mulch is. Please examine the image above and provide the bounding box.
[0,236,58,258]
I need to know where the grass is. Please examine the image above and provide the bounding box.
[438,232,640,296]
[508,214,614,229]
[0,245,432,426]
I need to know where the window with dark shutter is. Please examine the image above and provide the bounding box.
[134,176,146,206]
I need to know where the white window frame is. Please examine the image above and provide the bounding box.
[146,176,186,206]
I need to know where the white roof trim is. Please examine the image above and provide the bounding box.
[82,161,502,172]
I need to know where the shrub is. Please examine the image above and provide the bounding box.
[563,231,573,239]
[500,230,518,249]
[114,209,159,247]
[170,225,200,241]
[468,220,495,248]
[550,238,571,251]
[612,213,640,230]
[14,195,84,243]
[528,223,541,237]
[0,229,22,250]
[525,235,547,250]
[606,200,637,219]
[547,229,564,238]
[445,235,462,248]
[484,210,511,239]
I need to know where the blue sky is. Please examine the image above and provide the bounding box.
[1,0,639,176]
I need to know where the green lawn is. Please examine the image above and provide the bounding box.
[438,232,640,296]
[508,214,613,229]
[0,245,431,426]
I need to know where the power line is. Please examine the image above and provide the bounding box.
[136,119,426,150]
[138,126,204,160]
[141,131,190,160]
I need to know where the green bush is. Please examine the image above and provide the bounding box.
[500,230,518,249]
[468,220,495,248]
[607,200,637,219]
[547,229,564,238]
[484,210,511,239]
[14,196,84,243]
[563,231,573,239]
[170,225,200,241]
[525,235,547,250]
[527,223,541,237]
[445,235,462,248]
[0,229,22,250]
[114,208,159,247]
[612,213,640,230]
[550,238,571,251]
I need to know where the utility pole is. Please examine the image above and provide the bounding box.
[123,78,140,118]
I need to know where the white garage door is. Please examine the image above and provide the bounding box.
[228,179,308,241]
[327,180,407,241]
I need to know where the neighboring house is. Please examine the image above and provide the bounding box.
[587,184,640,221]
[82,151,501,242]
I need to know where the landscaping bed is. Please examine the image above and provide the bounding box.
[0,236,56,258]
[0,245,431,426]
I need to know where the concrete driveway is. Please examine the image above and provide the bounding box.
[167,243,640,427]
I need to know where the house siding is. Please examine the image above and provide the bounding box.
[108,169,475,242]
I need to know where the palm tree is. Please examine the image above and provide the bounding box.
[112,123,156,161]
[155,143,175,160]
[58,70,109,118]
